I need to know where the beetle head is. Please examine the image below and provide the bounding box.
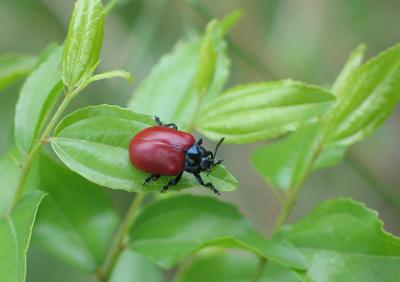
[200,137,225,176]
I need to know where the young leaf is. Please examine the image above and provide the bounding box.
[0,191,45,282]
[86,70,133,84]
[32,152,120,273]
[175,250,304,282]
[202,35,231,104]
[323,44,400,145]
[194,19,218,96]
[129,194,307,270]
[61,0,105,89]
[127,36,230,131]
[51,105,237,193]
[219,10,242,36]
[197,80,336,144]
[275,198,400,282]
[331,44,366,96]
[14,46,63,154]
[251,123,347,191]
[109,250,163,282]
[0,54,36,94]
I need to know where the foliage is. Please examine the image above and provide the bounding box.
[1,0,400,281]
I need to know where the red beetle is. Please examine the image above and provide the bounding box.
[129,116,224,194]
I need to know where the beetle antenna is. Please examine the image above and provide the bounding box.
[212,137,225,162]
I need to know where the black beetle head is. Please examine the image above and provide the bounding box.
[200,137,225,176]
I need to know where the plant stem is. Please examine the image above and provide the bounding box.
[346,152,400,217]
[12,92,73,207]
[250,257,267,282]
[272,141,323,234]
[186,97,203,133]
[250,142,323,282]
[99,193,146,282]
[12,84,85,207]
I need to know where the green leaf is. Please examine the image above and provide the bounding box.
[109,250,163,282]
[0,191,45,282]
[86,70,133,84]
[331,44,366,96]
[219,10,242,36]
[129,194,307,269]
[61,0,105,89]
[194,19,218,96]
[0,54,36,94]
[251,123,346,191]
[51,105,237,193]
[0,146,39,215]
[14,46,63,154]
[32,152,120,273]
[197,80,336,144]
[276,198,400,282]
[127,40,201,130]
[202,35,231,104]
[323,43,400,145]
[175,250,304,282]
[127,36,230,131]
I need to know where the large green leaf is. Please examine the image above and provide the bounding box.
[51,105,237,194]
[127,36,230,131]
[196,80,336,144]
[14,46,63,154]
[129,194,307,270]
[32,152,120,273]
[109,250,163,282]
[0,146,39,215]
[0,192,45,282]
[276,198,400,282]
[251,123,346,191]
[61,0,105,89]
[0,54,36,94]
[323,43,400,145]
[175,250,304,282]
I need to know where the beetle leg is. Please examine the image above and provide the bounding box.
[194,173,220,195]
[154,116,177,129]
[161,172,183,193]
[143,174,161,185]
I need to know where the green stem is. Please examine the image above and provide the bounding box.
[99,193,146,282]
[272,141,323,234]
[186,97,203,133]
[250,257,267,282]
[12,92,73,207]
[346,152,400,217]
[250,141,323,282]
[11,142,45,208]
[12,83,85,207]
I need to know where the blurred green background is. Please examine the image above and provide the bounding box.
[1,0,400,281]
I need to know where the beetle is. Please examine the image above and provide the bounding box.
[129,116,224,195]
